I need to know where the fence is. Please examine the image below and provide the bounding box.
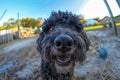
[0,29,13,45]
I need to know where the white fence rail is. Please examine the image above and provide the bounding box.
[0,29,13,45]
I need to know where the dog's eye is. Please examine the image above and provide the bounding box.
[48,28,53,33]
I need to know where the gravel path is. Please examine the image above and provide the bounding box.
[3,37,37,54]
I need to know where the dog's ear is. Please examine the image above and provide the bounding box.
[75,48,86,63]
[37,31,45,53]
[80,30,90,51]
[75,40,87,63]
[75,30,90,63]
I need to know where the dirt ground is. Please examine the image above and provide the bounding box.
[0,28,120,80]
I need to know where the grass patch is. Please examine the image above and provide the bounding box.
[116,22,120,26]
[84,25,103,31]
[84,22,120,31]
[0,26,17,31]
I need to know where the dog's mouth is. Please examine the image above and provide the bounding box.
[54,55,73,74]
[56,55,71,66]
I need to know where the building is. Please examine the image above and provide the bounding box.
[100,16,111,25]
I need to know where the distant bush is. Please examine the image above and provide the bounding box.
[93,22,100,26]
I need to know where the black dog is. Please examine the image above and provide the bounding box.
[37,11,90,80]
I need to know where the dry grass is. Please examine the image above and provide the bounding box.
[0,39,41,80]
[0,63,119,80]
[94,60,120,80]
[74,59,120,80]
[0,63,42,80]
[0,48,120,79]
[0,30,120,80]
[0,56,7,66]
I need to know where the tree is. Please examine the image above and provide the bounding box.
[36,18,43,28]
[93,17,101,22]
[78,15,87,25]
[2,17,43,30]
[21,18,33,27]
[94,22,99,26]
[20,17,43,28]
[3,22,14,29]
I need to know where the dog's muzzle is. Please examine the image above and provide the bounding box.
[53,34,74,67]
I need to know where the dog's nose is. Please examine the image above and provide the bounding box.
[54,35,74,51]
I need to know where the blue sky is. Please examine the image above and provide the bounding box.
[0,0,120,25]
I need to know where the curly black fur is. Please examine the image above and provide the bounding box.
[37,11,90,80]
